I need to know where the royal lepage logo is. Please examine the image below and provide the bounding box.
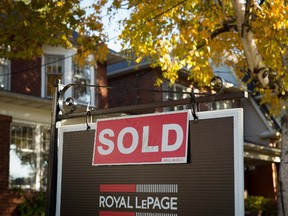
[99,184,178,216]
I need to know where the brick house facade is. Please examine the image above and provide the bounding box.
[0,47,123,215]
[10,58,42,96]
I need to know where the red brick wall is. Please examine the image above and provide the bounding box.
[0,191,22,216]
[108,68,163,113]
[11,58,42,96]
[245,164,275,199]
[0,114,12,193]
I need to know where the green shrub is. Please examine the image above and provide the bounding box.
[245,196,277,216]
[12,189,46,216]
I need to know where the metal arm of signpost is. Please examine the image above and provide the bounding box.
[58,75,248,120]
[58,90,248,120]
[45,81,113,216]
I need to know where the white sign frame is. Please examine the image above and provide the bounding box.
[56,108,244,216]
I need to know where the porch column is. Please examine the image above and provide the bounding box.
[0,114,12,192]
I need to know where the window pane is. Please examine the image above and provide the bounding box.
[11,125,35,150]
[163,82,192,111]
[15,126,22,138]
[9,151,37,189]
[208,100,232,110]
[10,124,51,190]
[46,66,51,73]
[10,125,36,190]
[45,55,64,97]
[41,126,50,152]
[73,61,91,103]
[0,58,9,90]
[46,74,62,97]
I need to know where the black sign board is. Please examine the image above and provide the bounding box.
[56,109,244,216]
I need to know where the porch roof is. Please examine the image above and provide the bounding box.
[0,91,52,111]
[244,142,281,164]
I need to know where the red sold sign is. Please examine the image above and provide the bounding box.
[92,111,190,165]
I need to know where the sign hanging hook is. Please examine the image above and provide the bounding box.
[86,103,92,132]
[190,88,198,121]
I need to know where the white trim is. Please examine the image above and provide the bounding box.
[41,56,45,98]
[197,109,244,216]
[35,124,41,191]
[41,46,97,106]
[56,123,96,216]
[0,103,51,124]
[42,46,76,98]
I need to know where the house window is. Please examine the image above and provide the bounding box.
[72,61,92,103]
[10,124,50,191]
[163,82,192,111]
[208,100,233,110]
[41,126,50,152]
[0,58,10,90]
[45,55,64,97]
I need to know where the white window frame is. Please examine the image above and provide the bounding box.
[41,46,96,106]
[10,123,50,191]
[44,54,64,98]
[72,59,95,105]
[162,82,192,111]
[0,58,10,90]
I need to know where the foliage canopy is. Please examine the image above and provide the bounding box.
[0,0,108,62]
[105,0,288,112]
[3,0,288,100]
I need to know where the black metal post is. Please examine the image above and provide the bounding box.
[45,81,60,216]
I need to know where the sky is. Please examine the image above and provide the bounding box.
[81,0,131,52]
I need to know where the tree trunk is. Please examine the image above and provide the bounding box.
[231,1,288,215]
[279,114,288,216]
[231,0,269,87]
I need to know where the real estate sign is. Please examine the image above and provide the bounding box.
[56,109,244,216]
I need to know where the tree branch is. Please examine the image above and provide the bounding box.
[211,22,237,39]
[196,20,237,50]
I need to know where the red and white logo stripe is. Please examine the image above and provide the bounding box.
[100,184,178,193]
